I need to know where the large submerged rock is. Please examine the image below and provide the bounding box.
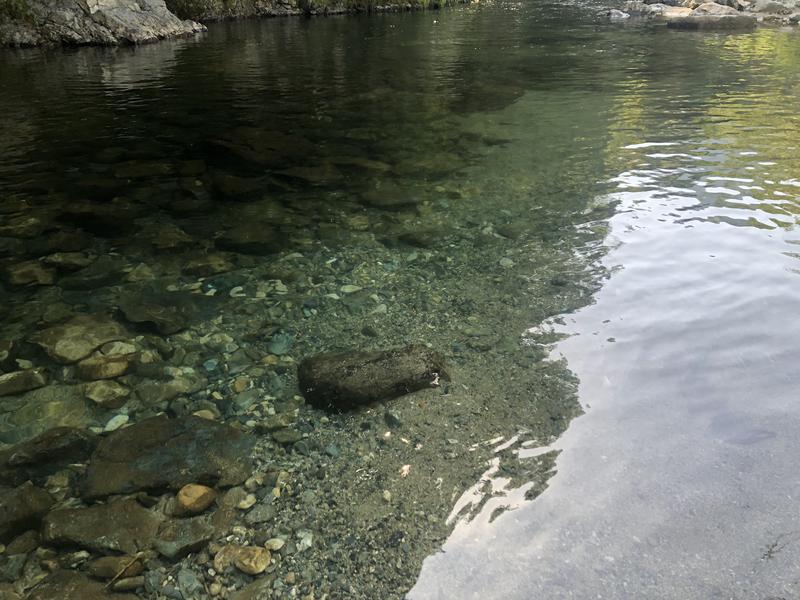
[83,415,255,499]
[0,0,205,47]
[297,344,448,410]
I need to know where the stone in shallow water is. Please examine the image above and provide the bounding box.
[0,385,95,446]
[0,369,47,397]
[2,260,56,286]
[42,252,96,271]
[153,515,215,560]
[0,482,53,543]
[0,427,98,486]
[42,497,162,555]
[117,289,197,335]
[176,484,217,515]
[183,253,236,277]
[82,415,255,499]
[58,256,129,290]
[88,555,145,580]
[76,353,132,380]
[215,223,287,256]
[27,569,135,600]
[84,380,130,408]
[30,315,129,364]
[297,344,448,410]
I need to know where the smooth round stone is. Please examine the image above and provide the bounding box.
[176,484,217,515]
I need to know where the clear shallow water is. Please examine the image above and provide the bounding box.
[410,20,800,600]
[1,3,800,599]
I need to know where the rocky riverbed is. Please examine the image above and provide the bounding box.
[0,98,610,598]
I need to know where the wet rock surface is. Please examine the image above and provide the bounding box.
[83,415,255,499]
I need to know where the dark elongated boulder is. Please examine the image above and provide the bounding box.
[82,415,255,500]
[297,344,448,410]
[0,427,98,486]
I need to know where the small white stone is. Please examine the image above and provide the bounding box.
[104,414,129,432]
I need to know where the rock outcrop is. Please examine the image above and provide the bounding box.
[0,0,204,47]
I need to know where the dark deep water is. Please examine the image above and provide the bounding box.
[1,2,800,598]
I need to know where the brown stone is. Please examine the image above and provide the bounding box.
[297,344,448,410]
[76,354,131,380]
[27,569,135,600]
[30,315,128,364]
[176,484,217,515]
[233,546,271,575]
[112,576,145,592]
[0,482,53,543]
[87,555,144,580]
[0,369,47,397]
[42,497,162,554]
[84,380,130,408]
[3,260,55,286]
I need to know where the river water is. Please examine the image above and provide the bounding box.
[1,2,799,599]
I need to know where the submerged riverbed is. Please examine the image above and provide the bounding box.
[0,2,799,599]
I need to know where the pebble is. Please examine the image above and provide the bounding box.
[340,284,362,294]
[264,538,285,552]
[499,257,514,268]
[104,414,129,432]
[237,494,257,510]
[233,546,271,575]
[193,409,216,420]
[176,484,217,515]
[382,490,392,502]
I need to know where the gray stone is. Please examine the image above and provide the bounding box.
[244,503,276,525]
[297,344,448,410]
[83,415,255,499]
[0,553,27,583]
[176,568,205,598]
[0,0,205,47]
[0,427,98,486]
[42,497,162,554]
[0,369,47,397]
[154,516,214,560]
[0,482,53,542]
